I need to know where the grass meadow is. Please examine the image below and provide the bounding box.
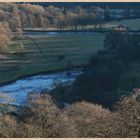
[105,19,140,30]
[0,33,105,84]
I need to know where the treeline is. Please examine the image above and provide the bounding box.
[0,90,140,137]
[1,3,140,32]
[0,3,105,53]
[1,2,140,33]
[31,2,140,9]
[0,3,108,31]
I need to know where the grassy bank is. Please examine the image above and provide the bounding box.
[106,19,140,30]
[0,33,105,85]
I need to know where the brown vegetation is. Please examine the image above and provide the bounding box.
[0,22,12,53]
[114,89,140,137]
[0,3,105,30]
[0,90,140,138]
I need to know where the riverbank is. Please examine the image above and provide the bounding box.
[0,33,104,86]
[0,67,83,105]
[0,65,84,87]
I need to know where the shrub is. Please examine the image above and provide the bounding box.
[114,89,140,137]
[20,94,77,137]
[57,54,65,62]
[64,101,116,137]
[0,22,12,54]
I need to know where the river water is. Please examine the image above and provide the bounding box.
[0,69,82,105]
[0,31,93,106]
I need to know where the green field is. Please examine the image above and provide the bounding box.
[0,33,105,84]
[105,19,140,30]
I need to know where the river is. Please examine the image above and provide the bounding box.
[2,30,139,106]
[0,69,82,106]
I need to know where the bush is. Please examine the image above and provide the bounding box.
[64,101,115,137]
[0,22,12,54]
[57,54,65,62]
[1,92,140,137]
[114,89,140,137]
